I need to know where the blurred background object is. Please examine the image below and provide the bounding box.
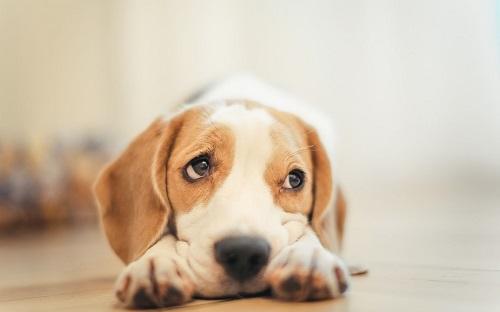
[0,0,499,232]
[0,137,109,232]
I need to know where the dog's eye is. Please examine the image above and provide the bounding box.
[184,155,210,181]
[283,169,305,190]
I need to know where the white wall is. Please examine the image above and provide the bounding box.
[113,0,500,184]
[0,0,114,140]
[1,0,499,185]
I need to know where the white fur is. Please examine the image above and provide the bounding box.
[175,104,308,296]
[190,74,339,208]
[114,235,195,307]
[115,78,349,306]
[266,227,350,298]
[189,74,337,173]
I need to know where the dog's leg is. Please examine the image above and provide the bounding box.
[114,235,195,308]
[266,227,350,301]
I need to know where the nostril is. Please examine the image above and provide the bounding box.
[226,253,238,265]
[249,254,264,266]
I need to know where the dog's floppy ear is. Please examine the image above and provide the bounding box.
[305,126,346,253]
[94,114,184,263]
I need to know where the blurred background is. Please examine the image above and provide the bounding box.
[0,0,499,232]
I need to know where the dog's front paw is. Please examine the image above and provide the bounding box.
[266,247,350,301]
[114,255,194,308]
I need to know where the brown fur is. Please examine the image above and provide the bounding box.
[166,116,235,213]
[264,116,314,215]
[94,116,184,263]
[334,187,347,248]
[94,101,346,264]
[94,106,236,263]
[263,107,345,252]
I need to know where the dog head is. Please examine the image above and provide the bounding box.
[94,100,345,297]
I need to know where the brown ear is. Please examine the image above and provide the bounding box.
[306,127,347,253]
[94,115,183,263]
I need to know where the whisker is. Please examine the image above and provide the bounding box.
[285,145,315,160]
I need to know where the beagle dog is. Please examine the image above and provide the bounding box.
[94,76,353,308]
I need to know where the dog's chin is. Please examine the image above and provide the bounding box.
[194,274,269,299]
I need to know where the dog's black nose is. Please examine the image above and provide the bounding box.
[214,236,270,282]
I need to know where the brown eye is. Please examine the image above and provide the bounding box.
[184,155,210,181]
[283,169,305,190]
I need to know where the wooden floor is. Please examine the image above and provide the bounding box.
[1,180,500,311]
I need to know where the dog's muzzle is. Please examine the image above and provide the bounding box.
[214,236,270,282]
